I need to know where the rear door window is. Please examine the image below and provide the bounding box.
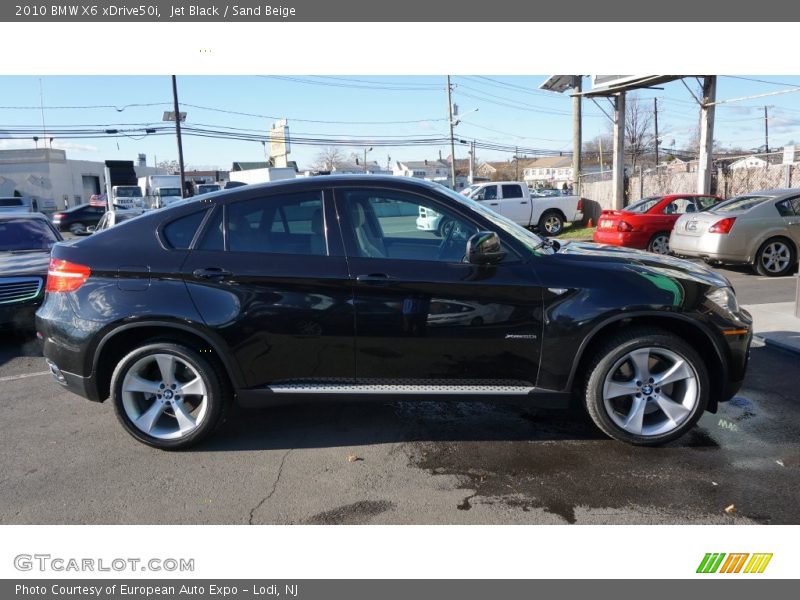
[225,191,326,255]
[501,184,523,199]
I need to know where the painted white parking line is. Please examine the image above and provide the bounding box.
[0,371,50,383]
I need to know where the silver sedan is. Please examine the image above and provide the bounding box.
[670,189,800,276]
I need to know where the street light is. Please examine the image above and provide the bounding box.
[363,147,373,174]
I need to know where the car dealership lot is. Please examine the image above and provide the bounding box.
[1,311,798,525]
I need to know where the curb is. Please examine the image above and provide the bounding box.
[753,334,800,356]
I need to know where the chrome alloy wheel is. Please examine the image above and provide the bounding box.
[649,234,670,254]
[543,215,562,234]
[759,241,792,274]
[602,347,699,437]
[121,353,209,440]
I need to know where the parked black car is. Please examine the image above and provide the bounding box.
[52,203,107,234]
[1,212,63,329]
[36,176,753,449]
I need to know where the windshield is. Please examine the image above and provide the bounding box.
[625,196,663,213]
[158,188,182,197]
[713,195,772,213]
[115,187,142,197]
[438,186,550,255]
[0,198,25,207]
[0,218,60,251]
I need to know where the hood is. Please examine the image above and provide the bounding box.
[557,240,730,288]
[0,249,51,277]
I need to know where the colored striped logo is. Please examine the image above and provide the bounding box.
[697,553,773,574]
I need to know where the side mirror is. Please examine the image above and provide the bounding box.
[466,231,506,265]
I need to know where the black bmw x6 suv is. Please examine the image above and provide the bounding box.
[36,176,752,449]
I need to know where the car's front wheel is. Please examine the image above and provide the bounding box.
[584,328,709,445]
[110,342,227,449]
[68,222,85,235]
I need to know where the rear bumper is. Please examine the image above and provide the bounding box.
[669,233,751,264]
[592,229,648,249]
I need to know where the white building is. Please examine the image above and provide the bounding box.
[0,148,164,212]
[522,156,573,187]
[393,159,451,181]
[729,156,768,170]
[333,161,392,175]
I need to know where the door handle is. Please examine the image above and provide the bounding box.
[193,267,232,280]
[489,202,499,206]
[356,273,397,285]
[520,201,528,204]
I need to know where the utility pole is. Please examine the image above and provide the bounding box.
[764,106,769,153]
[599,137,604,172]
[515,146,519,180]
[612,93,626,209]
[571,76,582,195]
[468,140,475,184]
[447,75,456,189]
[654,98,659,168]
[171,75,187,198]
[697,76,717,194]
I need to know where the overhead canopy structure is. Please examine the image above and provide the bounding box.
[540,75,717,209]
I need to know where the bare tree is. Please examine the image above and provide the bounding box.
[313,146,346,171]
[156,159,180,174]
[623,95,654,173]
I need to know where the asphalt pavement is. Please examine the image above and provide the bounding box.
[1,312,798,525]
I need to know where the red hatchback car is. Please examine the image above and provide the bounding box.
[593,194,723,254]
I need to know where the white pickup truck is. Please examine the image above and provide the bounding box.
[418,181,583,236]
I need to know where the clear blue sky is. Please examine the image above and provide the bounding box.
[1,75,799,170]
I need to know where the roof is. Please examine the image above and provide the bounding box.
[522,156,572,169]
[397,160,449,169]
[231,162,270,171]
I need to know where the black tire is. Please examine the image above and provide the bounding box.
[437,217,454,238]
[647,232,671,255]
[583,327,709,446]
[68,222,85,235]
[538,210,564,236]
[110,341,228,449]
[753,237,797,277]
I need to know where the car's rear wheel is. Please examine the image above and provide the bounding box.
[754,237,796,277]
[68,222,85,235]
[647,232,671,254]
[584,328,708,445]
[110,342,227,449]
[538,210,564,236]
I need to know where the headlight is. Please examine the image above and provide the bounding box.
[706,286,740,314]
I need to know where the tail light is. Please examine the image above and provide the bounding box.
[577,198,584,211]
[708,217,736,234]
[618,221,634,232]
[46,259,91,292]
[52,213,64,220]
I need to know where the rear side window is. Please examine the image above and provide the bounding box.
[163,210,207,249]
[776,197,800,217]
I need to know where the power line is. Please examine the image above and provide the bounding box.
[181,102,448,125]
[723,76,800,88]
[257,75,441,91]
